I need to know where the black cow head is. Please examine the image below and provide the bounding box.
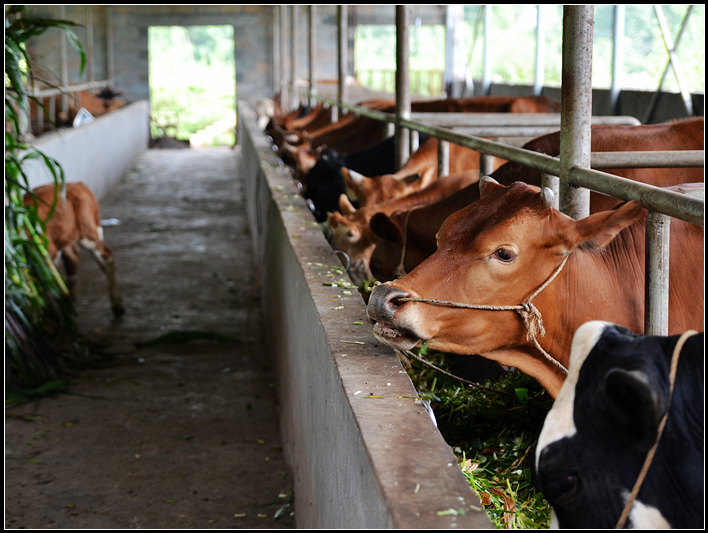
[535,321,704,529]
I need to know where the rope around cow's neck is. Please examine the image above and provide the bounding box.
[615,329,699,529]
[398,255,570,376]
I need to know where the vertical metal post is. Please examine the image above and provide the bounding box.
[279,6,287,110]
[482,5,492,95]
[59,5,68,118]
[610,5,625,114]
[337,5,348,114]
[644,213,671,336]
[437,140,450,177]
[534,5,545,96]
[291,5,298,108]
[86,6,94,83]
[308,5,317,105]
[106,6,114,82]
[395,5,411,169]
[559,5,593,220]
[272,7,280,99]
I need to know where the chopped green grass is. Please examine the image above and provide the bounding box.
[406,349,553,529]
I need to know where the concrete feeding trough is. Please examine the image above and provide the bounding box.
[238,101,493,529]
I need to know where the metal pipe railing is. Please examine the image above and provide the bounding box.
[284,89,704,336]
[298,94,704,225]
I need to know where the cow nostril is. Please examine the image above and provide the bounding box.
[368,284,410,321]
[385,288,410,310]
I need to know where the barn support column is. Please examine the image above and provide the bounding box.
[308,5,317,106]
[279,6,287,110]
[395,5,411,170]
[559,5,593,220]
[290,5,298,108]
[610,5,625,114]
[337,5,348,120]
[481,6,492,96]
[445,4,467,98]
[534,6,545,96]
[59,5,69,117]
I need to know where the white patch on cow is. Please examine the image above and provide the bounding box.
[79,237,97,251]
[622,490,671,529]
[97,226,104,242]
[549,510,559,529]
[79,238,106,266]
[536,321,613,466]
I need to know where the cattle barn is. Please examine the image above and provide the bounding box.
[6,5,704,530]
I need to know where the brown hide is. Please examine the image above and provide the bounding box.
[24,182,124,318]
[366,179,704,398]
[327,170,480,287]
[369,117,705,282]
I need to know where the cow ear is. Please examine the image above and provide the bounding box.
[479,176,504,197]
[370,212,403,243]
[338,194,357,216]
[601,368,661,447]
[342,167,364,187]
[569,201,646,250]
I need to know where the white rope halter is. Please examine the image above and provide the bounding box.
[398,255,571,375]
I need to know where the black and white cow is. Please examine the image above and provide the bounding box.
[535,320,704,529]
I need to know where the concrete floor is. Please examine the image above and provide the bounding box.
[5,147,295,529]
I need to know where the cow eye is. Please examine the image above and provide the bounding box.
[544,473,579,503]
[492,248,516,263]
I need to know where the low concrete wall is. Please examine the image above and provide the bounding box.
[22,101,149,200]
[237,103,493,529]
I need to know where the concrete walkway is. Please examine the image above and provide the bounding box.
[5,147,295,529]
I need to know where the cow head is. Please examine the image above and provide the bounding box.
[535,320,704,528]
[369,209,433,282]
[366,178,646,397]
[326,195,378,287]
[343,167,424,207]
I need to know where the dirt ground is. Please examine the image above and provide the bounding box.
[5,147,296,529]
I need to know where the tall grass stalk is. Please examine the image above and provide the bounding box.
[5,5,87,403]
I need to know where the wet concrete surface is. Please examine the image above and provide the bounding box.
[5,147,295,529]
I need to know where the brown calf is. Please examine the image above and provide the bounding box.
[24,182,124,318]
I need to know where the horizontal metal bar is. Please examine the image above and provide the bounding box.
[453,126,571,137]
[298,96,704,226]
[410,112,640,127]
[591,150,704,168]
[569,166,704,225]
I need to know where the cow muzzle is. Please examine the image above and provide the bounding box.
[367,283,422,350]
[367,283,410,322]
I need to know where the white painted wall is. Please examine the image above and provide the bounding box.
[22,101,149,200]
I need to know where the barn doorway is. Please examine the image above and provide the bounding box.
[148,25,236,147]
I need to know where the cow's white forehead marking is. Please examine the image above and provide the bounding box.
[536,321,612,464]
[622,490,671,529]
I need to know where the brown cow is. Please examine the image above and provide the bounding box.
[366,178,703,398]
[327,170,480,288]
[368,117,705,282]
[24,182,125,318]
[342,136,505,207]
[283,95,562,179]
